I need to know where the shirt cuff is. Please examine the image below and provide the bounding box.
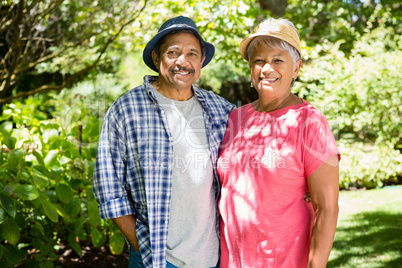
[98,196,135,219]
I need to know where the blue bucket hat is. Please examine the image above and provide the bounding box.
[143,16,215,72]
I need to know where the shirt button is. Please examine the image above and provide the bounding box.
[166,193,171,197]
[165,220,168,224]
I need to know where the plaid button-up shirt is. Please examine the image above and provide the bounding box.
[93,75,234,267]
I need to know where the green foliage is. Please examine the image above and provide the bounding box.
[295,23,402,145]
[1,0,146,103]
[109,232,126,255]
[292,15,402,188]
[338,141,402,189]
[0,90,124,266]
[130,0,402,106]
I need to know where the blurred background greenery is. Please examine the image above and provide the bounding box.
[0,0,401,267]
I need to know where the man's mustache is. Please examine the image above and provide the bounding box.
[169,66,195,74]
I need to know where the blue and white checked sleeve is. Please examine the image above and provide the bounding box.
[93,104,135,219]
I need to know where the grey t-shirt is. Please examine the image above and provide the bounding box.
[152,88,219,268]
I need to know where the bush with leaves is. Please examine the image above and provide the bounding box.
[296,24,402,144]
[0,90,125,267]
[293,20,402,188]
[338,141,402,189]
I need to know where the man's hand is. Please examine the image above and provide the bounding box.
[304,191,311,203]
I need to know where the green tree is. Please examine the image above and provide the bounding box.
[0,0,147,104]
[3,0,400,106]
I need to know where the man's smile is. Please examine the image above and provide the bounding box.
[170,66,195,75]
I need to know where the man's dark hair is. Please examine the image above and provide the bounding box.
[153,29,206,60]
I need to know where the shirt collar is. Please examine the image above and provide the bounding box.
[143,75,205,102]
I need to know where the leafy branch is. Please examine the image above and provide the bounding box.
[0,0,148,104]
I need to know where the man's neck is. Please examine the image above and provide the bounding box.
[152,79,194,101]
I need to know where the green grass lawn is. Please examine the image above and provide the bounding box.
[327,187,402,268]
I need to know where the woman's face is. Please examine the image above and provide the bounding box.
[249,43,301,100]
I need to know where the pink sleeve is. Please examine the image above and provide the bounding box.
[302,107,340,178]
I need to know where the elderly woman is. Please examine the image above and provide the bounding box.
[217,18,340,268]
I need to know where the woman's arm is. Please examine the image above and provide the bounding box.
[307,155,339,268]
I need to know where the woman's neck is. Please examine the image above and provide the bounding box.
[253,93,301,113]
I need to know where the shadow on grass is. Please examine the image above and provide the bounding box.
[328,211,402,267]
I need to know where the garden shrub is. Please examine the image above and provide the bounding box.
[296,25,402,146]
[338,140,402,189]
[0,93,124,267]
[294,25,402,188]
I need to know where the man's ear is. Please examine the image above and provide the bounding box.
[151,50,159,70]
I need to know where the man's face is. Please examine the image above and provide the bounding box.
[152,32,205,92]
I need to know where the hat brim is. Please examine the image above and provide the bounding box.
[240,31,302,60]
[143,26,215,72]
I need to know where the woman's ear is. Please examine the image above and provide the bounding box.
[293,60,302,78]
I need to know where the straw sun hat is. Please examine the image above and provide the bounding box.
[239,18,302,60]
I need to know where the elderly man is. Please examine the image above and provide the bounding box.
[93,16,234,268]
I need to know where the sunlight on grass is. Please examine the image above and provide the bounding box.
[328,188,402,268]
